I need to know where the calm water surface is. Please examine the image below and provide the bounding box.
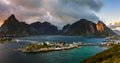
[0,36,106,63]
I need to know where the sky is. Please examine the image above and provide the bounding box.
[99,0,120,31]
[0,0,120,30]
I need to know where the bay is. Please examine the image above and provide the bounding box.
[0,36,106,63]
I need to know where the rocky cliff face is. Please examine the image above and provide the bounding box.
[96,21,105,31]
[95,21,116,37]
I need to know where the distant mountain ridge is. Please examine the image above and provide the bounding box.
[113,30,120,36]
[0,14,116,37]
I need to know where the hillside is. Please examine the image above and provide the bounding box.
[81,44,120,63]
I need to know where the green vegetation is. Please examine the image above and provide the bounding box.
[81,44,120,63]
[23,43,54,52]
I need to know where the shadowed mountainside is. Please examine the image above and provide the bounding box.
[62,19,115,37]
[0,14,59,36]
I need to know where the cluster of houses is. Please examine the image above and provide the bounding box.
[21,41,82,53]
[101,38,120,46]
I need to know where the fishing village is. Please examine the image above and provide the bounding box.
[1,36,120,53]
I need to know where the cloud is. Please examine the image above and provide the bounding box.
[0,0,103,28]
[108,21,120,30]
[43,0,102,24]
[0,0,11,16]
[9,0,42,9]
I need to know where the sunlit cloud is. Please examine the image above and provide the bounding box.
[108,21,120,30]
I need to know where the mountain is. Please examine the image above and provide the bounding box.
[30,21,59,35]
[95,21,116,37]
[113,30,120,36]
[0,14,31,36]
[62,19,96,36]
[0,14,59,36]
[0,15,115,37]
[62,19,115,37]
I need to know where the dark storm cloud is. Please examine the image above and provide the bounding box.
[0,0,103,28]
[47,0,102,24]
[60,0,102,12]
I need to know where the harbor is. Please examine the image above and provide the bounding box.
[18,41,108,53]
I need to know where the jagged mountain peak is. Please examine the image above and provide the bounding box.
[97,21,106,26]
[7,14,17,21]
[4,14,19,25]
[79,19,88,21]
[8,14,15,18]
[30,21,41,25]
[74,19,89,24]
[42,21,51,25]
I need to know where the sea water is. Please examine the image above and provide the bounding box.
[0,35,106,63]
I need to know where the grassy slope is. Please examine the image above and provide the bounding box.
[81,45,120,63]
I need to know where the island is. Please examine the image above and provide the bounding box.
[18,42,81,53]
